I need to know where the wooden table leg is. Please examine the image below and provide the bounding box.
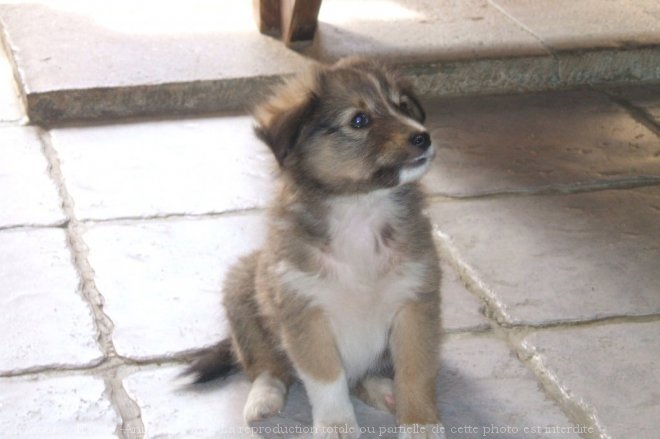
[253,0,282,37]
[253,0,323,45]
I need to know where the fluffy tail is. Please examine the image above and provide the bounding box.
[183,338,240,383]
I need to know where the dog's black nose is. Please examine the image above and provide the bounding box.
[410,132,431,151]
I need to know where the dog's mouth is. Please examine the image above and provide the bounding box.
[403,147,435,169]
[405,155,428,168]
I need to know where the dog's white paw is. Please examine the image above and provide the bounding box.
[303,370,360,438]
[243,372,286,422]
[314,420,361,439]
[357,376,395,413]
[398,423,446,439]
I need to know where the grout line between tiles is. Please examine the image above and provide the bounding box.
[433,229,611,438]
[36,127,145,439]
[510,331,611,439]
[0,348,212,380]
[80,206,265,225]
[0,220,68,231]
[0,118,27,127]
[6,313,658,380]
[434,229,512,324]
[36,127,117,359]
[68,177,660,226]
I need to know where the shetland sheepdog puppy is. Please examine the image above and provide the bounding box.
[187,57,444,439]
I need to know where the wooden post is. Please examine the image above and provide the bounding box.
[253,0,322,45]
[281,0,322,45]
[253,0,282,37]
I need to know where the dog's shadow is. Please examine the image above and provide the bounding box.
[180,360,517,439]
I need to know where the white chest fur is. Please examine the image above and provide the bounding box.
[325,190,398,278]
[278,190,427,382]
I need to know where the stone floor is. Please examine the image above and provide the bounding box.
[1,42,660,439]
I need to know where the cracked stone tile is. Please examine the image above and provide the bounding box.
[430,187,660,325]
[522,321,660,439]
[423,90,660,197]
[50,116,274,220]
[490,0,660,50]
[0,374,119,438]
[0,44,23,122]
[83,214,266,359]
[0,228,103,373]
[127,333,577,438]
[0,127,65,227]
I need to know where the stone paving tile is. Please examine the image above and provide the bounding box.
[51,116,273,220]
[126,333,577,438]
[491,0,660,50]
[0,2,310,121]
[0,43,23,122]
[430,187,660,326]
[522,321,660,439]
[636,0,660,19]
[83,214,266,360]
[423,90,660,197]
[0,2,308,92]
[0,228,103,374]
[0,127,65,227]
[0,374,119,438]
[305,0,548,63]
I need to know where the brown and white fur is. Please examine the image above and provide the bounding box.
[186,58,444,439]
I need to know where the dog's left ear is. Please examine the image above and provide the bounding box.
[254,93,318,167]
[400,89,426,124]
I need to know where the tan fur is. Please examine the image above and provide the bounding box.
[221,252,291,385]
[281,307,343,382]
[391,299,441,426]
[193,57,443,435]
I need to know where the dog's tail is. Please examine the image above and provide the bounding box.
[182,338,240,383]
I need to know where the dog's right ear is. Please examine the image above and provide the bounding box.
[253,92,318,167]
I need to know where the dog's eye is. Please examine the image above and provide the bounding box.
[350,113,370,129]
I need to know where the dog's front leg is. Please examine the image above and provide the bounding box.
[390,297,446,439]
[282,306,359,439]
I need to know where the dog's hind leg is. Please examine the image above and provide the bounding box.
[355,375,396,414]
[223,252,292,422]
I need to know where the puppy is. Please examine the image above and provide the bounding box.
[187,57,444,439]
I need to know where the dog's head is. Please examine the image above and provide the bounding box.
[254,57,433,193]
